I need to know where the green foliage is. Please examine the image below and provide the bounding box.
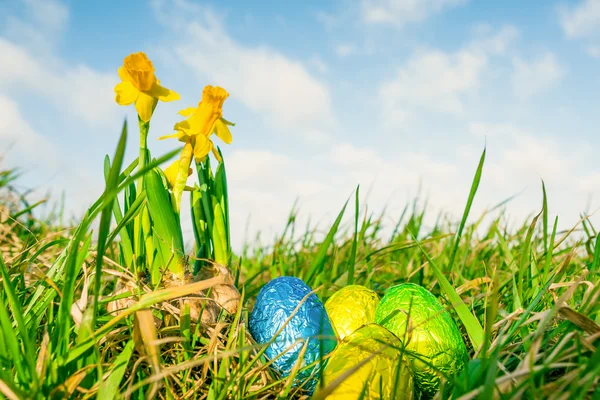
[0,128,599,400]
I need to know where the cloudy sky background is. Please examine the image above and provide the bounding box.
[1,0,600,250]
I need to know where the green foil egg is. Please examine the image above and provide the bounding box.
[324,285,380,340]
[374,283,467,397]
[318,324,414,400]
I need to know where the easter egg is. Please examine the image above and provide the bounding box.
[318,324,414,400]
[325,285,379,340]
[374,283,467,397]
[249,276,337,392]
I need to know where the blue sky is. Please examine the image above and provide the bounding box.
[1,0,600,249]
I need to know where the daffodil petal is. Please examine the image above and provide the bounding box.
[213,119,233,144]
[211,146,223,163]
[158,132,181,140]
[174,115,202,138]
[118,67,131,83]
[220,117,236,126]
[135,91,157,122]
[147,82,180,102]
[193,135,213,162]
[163,160,180,189]
[178,107,197,117]
[114,81,139,106]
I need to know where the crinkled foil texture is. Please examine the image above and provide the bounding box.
[320,324,414,400]
[325,285,380,340]
[248,276,337,392]
[374,283,467,397]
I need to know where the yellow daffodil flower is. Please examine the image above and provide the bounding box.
[159,85,235,212]
[114,52,180,122]
[160,85,234,162]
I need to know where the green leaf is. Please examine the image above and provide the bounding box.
[518,210,542,299]
[413,237,485,351]
[93,120,128,323]
[104,155,134,270]
[347,185,360,285]
[97,340,135,400]
[306,197,349,285]
[448,147,486,271]
[0,253,37,388]
[212,199,229,266]
[145,167,185,278]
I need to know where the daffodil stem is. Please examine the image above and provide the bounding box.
[137,117,150,191]
[134,117,150,274]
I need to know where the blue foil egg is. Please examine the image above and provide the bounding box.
[249,276,337,392]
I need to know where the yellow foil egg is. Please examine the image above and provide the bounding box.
[318,324,414,400]
[324,285,380,340]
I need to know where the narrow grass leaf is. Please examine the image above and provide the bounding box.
[347,185,359,285]
[413,236,484,350]
[448,147,486,271]
[306,197,349,285]
[145,168,185,277]
[97,340,135,400]
[93,121,128,322]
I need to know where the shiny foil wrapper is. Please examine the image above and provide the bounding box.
[374,283,467,397]
[325,285,380,340]
[248,276,337,392]
[319,324,414,400]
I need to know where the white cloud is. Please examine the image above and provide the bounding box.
[378,26,517,123]
[315,11,339,31]
[310,55,329,73]
[64,66,117,124]
[0,94,108,219]
[467,123,599,224]
[225,149,333,247]
[511,53,565,99]
[336,44,356,57]
[559,0,600,38]
[165,9,334,132]
[22,0,69,32]
[0,0,125,218]
[363,0,468,26]
[2,0,69,55]
[0,95,59,169]
[469,25,519,55]
[380,48,486,121]
[0,39,118,125]
[586,45,600,58]
[0,0,119,131]
[222,119,600,251]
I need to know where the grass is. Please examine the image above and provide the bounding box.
[1,129,599,399]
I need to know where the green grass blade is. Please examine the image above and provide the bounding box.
[448,147,486,271]
[0,292,30,388]
[591,222,600,273]
[55,145,181,357]
[104,156,134,270]
[413,236,484,351]
[347,185,359,285]
[97,340,135,400]
[518,210,542,299]
[542,181,548,252]
[145,168,185,277]
[9,198,47,220]
[0,253,37,388]
[93,121,128,322]
[305,197,349,285]
[105,191,147,251]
